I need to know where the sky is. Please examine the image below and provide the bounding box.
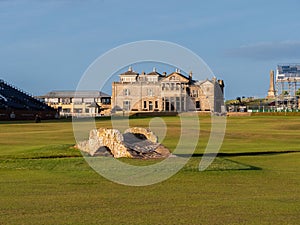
[1,0,300,100]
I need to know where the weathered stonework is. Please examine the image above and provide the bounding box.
[267,70,276,99]
[124,127,158,143]
[111,67,225,113]
[76,127,171,159]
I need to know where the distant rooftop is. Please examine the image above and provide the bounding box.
[120,66,139,75]
[41,90,110,98]
[120,66,188,78]
[146,67,163,76]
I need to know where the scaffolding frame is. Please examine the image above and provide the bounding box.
[275,64,300,110]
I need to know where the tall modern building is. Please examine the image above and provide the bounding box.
[112,67,225,113]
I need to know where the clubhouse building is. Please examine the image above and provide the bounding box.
[39,67,225,117]
[112,67,225,113]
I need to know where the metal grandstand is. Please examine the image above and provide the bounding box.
[0,79,57,120]
[275,64,300,110]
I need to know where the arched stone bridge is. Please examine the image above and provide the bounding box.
[76,127,170,159]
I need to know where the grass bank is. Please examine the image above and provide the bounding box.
[0,116,300,224]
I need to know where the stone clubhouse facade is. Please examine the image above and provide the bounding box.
[111,67,225,113]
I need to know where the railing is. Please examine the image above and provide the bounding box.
[227,105,300,113]
[59,112,109,118]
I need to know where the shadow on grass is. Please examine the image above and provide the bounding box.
[178,150,300,158]
[4,146,299,172]
[176,151,300,172]
[0,156,261,172]
[181,157,262,172]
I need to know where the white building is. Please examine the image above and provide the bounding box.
[39,90,111,117]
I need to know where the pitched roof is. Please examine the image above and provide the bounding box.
[168,71,188,78]
[41,90,110,98]
[120,70,139,75]
[161,71,189,82]
[120,66,139,75]
[147,71,162,76]
[195,79,213,86]
[147,67,163,76]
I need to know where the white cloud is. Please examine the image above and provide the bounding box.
[226,40,300,60]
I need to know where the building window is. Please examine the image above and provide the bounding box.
[143,101,147,109]
[123,100,131,111]
[149,101,153,111]
[196,101,200,109]
[171,83,175,90]
[83,98,94,103]
[166,83,170,90]
[62,98,69,104]
[74,108,82,113]
[73,98,82,104]
[192,90,198,97]
[165,97,170,111]
[124,88,130,96]
[147,88,153,96]
[155,101,158,109]
[102,98,110,104]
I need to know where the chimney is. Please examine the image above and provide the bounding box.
[175,68,181,73]
[189,71,193,82]
[218,79,224,93]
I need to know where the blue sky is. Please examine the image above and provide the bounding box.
[1,0,300,99]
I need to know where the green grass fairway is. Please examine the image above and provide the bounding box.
[0,116,300,224]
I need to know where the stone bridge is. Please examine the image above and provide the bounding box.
[76,127,170,159]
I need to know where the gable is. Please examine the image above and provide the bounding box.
[161,72,189,83]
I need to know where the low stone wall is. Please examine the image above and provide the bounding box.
[227,112,252,117]
[129,111,178,117]
[251,112,300,116]
[0,109,58,120]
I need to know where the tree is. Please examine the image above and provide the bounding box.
[296,88,300,96]
[282,90,289,96]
